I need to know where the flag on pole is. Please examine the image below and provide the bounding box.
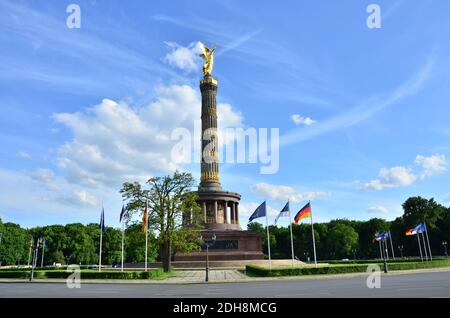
[249,201,266,222]
[405,227,418,236]
[414,223,426,234]
[294,202,311,224]
[142,205,148,233]
[119,205,126,223]
[248,201,271,270]
[274,201,289,225]
[374,231,390,241]
[99,208,105,233]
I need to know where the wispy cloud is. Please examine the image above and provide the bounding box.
[0,1,180,93]
[280,55,434,146]
[152,14,262,58]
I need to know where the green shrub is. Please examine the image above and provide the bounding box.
[246,259,450,277]
[0,268,170,280]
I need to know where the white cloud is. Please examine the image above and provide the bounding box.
[365,166,417,190]
[366,206,388,214]
[415,154,447,179]
[251,182,329,203]
[17,151,31,159]
[59,190,98,207]
[364,154,448,191]
[291,114,317,126]
[53,84,243,188]
[164,42,203,72]
[0,168,100,210]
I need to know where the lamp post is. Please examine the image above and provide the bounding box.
[442,241,448,257]
[398,245,404,258]
[352,249,357,261]
[200,233,216,282]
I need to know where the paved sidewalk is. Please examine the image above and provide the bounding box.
[166,270,248,283]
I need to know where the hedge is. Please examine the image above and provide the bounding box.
[246,259,450,277]
[324,258,424,265]
[0,268,168,280]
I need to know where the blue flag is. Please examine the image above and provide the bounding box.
[415,223,426,234]
[274,201,289,225]
[100,208,105,233]
[249,201,266,222]
[119,205,126,222]
[374,231,390,241]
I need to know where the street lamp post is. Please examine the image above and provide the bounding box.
[398,245,404,258]
[442,241,448,257]
[352,249,357,261]
[303,252,309,263]
[200,233,216,282]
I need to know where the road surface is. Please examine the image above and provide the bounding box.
[0,271,449,298]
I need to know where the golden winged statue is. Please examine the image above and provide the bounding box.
[199,42,216,76]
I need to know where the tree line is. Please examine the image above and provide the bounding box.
[249,196,450,260]
[1,186,449,266]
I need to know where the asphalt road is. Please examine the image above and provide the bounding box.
[0,271,449,298]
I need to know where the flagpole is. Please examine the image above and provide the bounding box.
[27,237,32,267]
[145,199,149,272]
[421,232,428,261]
[424,222,433,261]
[41,240,45,268]
[417,233,423,262]
[309,201,317,267]
[99,203,103,272]
[265,204,271,271]
[121,218,125,272]
[389,231,395,260]
[288,201,295,267]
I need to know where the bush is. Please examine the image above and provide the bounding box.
[246,259,450,277]
[0,268,169,280]
[324,258,424,265]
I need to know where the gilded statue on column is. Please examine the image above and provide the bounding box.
[199,42,216,76]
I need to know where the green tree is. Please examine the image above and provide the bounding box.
[357,218,389,259]
[327,223,359,259]
[0,222,29,265]
[120,171,202,272]
[402,196,445,228]
[124,223,157,263]
[64,223,96,265]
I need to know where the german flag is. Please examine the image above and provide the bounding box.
[294,202,311,224]
[405,227,417,236]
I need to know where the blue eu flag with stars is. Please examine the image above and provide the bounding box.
[249,201,266,222]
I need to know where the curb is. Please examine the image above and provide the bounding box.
[1,267,449,285]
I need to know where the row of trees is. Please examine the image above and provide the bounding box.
[249,197,450,260]
[0,172,201,272]
[1,170,449,267]
[0,221,159,267]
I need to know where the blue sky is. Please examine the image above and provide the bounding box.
[1,0,449,229]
